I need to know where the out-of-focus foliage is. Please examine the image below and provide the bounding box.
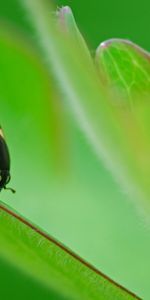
[0,0,150,299]
[0,10,139,300]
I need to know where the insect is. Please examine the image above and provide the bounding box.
[0,127,15,193]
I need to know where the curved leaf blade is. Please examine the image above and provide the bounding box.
[0,204,141,300]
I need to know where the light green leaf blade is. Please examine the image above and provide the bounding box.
[96,38,150,105]
[56,6,92,62]
[0,204,140,300]
[22,0,150,214]
[0,23,141,300]
[96,39,150,214]
[0,5,145,300]
[16,2,150,297]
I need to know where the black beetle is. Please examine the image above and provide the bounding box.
[0,127,15,193]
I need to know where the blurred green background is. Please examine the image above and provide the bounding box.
[0,0,150,299]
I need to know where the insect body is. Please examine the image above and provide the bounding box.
[0,128,15,193]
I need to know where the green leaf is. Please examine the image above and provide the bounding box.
[0,203,140,300]
[95,39,150,213]
[96,38,150,106]
[22,0,150,215]
[0,4,144,300]
[16,2,150,297]
[56,6,92,62]
[0,22,140,300]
